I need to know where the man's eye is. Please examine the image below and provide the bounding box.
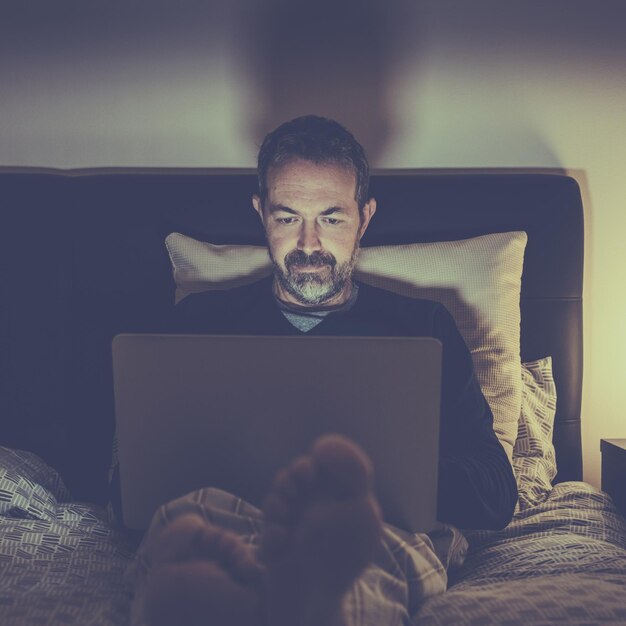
[324,218,341,225]
[277,217,296,225]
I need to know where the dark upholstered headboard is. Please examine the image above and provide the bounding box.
[0,168,583,500]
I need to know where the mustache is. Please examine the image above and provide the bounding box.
[284,249,336,270]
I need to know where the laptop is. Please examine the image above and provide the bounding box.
[112,334,442,532]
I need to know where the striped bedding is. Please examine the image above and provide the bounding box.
[415,482,626,624]
[0,448,135,625]
[1,447,626,625]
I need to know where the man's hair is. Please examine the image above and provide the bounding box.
[257,115,370,211]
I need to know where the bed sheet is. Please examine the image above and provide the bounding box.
[0,447,135,625]
[414,482,626,625]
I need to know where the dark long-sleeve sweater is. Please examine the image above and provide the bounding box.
[170,276,518,530]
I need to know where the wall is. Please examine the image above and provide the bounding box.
[2,0,625,487]
[381,1,626,490]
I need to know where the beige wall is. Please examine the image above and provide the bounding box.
[2,0,625,487]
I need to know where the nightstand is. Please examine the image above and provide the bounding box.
[601,439,626,517]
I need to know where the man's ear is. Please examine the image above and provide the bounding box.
[252,194,265,225]
[358,197,377,240]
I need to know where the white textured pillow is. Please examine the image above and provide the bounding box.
[514,357,558,511]
[166,235,272,300]
[165,230,527,461]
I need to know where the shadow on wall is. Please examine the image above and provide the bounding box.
[0,0,427,167]
[244,0,406,164]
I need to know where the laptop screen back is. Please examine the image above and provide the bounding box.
[112,334,442,532]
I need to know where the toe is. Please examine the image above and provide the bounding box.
[311,434,373,498]
[272,467,299,501]
[224,539,263,584]
[289,456,317,494]
[150,514,212,565]
[199,528,262,585]
[264,490,292,524]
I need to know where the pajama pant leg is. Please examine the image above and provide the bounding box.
[126,488,466,626]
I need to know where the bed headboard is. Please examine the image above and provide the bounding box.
[0,168,584,499]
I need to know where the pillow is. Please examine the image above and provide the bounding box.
[0,447,72,520]
[166,235,273,301]
[513,357,558,511]
[165,230,528,462]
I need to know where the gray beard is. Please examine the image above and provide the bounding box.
[271,244,360,306]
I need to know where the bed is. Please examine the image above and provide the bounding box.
[1,168,625,624]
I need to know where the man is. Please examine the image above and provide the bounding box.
[127,116,518,626]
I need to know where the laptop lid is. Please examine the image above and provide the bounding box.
[112,334,442,532]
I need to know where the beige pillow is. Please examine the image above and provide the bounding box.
[165,230,527,462]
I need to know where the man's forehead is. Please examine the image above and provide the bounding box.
[266,159,358,204]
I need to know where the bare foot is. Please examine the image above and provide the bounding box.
[260,434,383,626]
[143,514,265,626]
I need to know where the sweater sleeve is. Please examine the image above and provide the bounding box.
[432,304,518,530]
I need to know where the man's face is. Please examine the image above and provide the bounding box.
[252,158,376,307]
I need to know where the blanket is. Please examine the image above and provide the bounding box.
[415,482,626,624]
[2,447,626,625]
[0,448,135,625]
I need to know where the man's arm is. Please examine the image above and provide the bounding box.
[433,304,518,530]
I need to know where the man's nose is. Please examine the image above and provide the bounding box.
[297,222,322,254]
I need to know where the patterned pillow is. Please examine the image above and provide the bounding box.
[0,447,71,520]
[514,357,558,511]
[165,230,528,463]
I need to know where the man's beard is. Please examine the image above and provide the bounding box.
[271,242,360,306]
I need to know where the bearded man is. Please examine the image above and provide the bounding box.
[126,115,517,626]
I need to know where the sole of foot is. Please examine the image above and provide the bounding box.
[261,434,383,626]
